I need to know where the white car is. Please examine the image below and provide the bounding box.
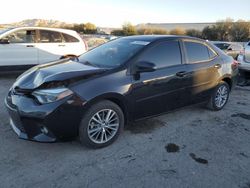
[237,41,250,85]
[0,27,87,72]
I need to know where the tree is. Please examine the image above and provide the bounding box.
[215,18,234,41]
[186,29,202,38]
[169,27,186,35]
[111,29,125,36]
[73,24,85,33]
[137,27,168,35]
[122,22,137,36]
[230,20,250,42]
[202,25,219,41]
[84,22,97,34]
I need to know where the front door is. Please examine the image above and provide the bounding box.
[0,29,38,69]
[130,40,187,120]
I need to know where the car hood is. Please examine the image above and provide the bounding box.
[13,59,107,90]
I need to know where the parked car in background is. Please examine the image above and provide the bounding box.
[5,35,238,148]
[0,27,87,73]
[237,41,250,85]
[213,41,243,59]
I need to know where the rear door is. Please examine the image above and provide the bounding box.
[36,30,65,64]
[130,39,188,120]
[181,39,221,105]
[0,29,38,68]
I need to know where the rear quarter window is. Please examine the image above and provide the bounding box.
[184,41,211,63]
[62,33,79,43]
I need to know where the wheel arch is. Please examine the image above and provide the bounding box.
[84,93,131,125]
[221,76,232,91]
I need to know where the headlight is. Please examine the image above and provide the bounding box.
[32,88,73,104]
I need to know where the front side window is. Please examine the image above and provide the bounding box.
[39,30,62,43]
[5,30,36,43]
[184,41,210,63]
[138,40,182,69]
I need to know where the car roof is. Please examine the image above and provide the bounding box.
[5,26,77,35]
[123,35,205,42]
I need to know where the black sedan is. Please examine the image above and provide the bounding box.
[5,35,238,148]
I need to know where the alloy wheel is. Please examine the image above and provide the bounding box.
[87,109,119,144]
[214,85,229,108]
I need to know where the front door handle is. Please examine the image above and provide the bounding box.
[58,44,65,47]
[176,71,188,77]
[26,45,34,47]
[214,64,222,69]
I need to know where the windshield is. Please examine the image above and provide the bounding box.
[79,38,151,68]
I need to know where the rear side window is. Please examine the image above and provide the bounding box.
[184,41,210,63]
[62,33,79,42]
[139,40,182,69]
[39,30,63,43]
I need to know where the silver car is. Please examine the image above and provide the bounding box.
[237,41,250,85]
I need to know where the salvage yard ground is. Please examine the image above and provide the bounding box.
[0,76,250,188]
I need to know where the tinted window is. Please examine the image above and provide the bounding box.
[214,43,230,50]
[184,41,210,63]
[208,47,217,59]
[39,30,62,43]
[139,41,182,68]
[62,33,79,42]
[79,38,150,68]
[5,30,36,43]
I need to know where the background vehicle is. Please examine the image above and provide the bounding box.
[213,41,243,59]
[0,27,87,73]
[237,41,250,85]
[5,36,238,148]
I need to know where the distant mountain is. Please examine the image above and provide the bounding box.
[136,23,215,31]
[0,19,74,28]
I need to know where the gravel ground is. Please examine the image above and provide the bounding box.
[0,76,250,188]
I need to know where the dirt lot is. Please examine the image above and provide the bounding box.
[0,76,250,188]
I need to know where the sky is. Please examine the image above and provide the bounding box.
[1,0,250,27]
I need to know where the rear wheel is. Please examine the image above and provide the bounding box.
[79,100,124,148]
[207,81,230,111]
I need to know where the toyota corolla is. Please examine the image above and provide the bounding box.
[5,35,238,148]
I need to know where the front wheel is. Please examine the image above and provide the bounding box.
[79,100,124,148]
[207,81,230,111]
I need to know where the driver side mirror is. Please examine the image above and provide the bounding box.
[0,38,10,44]
[227,47,233,51]
[134,61,156,74]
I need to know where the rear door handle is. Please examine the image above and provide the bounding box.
[214,64,221,69]
[26,45,34,47]
[58,44,65,47]
[176,71,188,77]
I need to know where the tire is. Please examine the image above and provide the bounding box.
[79,100,124,148]
[207,81,230,111]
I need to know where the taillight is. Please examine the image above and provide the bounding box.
[83,40,88,51]
[232,60,240,69]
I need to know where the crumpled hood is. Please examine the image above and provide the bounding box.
[13,59,106,90]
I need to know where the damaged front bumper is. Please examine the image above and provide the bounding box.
[4,89,85,143]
